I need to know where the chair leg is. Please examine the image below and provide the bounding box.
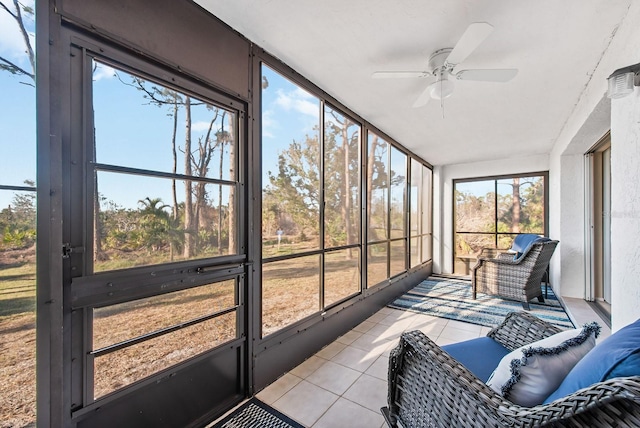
[380,407,396,427]
[537,295,545,303]
[522,302,530,311]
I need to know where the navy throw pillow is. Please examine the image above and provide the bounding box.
[544,318,640,403]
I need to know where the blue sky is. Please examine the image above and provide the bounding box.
[92,61,234,210]
[0,27,317,214]
[0,7,356,212]
[0,0,36,208]
[261,64,320,187]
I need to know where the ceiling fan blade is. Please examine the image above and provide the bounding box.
[372,71,430,79]
[445,22,494,66]
[455,68,518,82]
[412,86,432,108]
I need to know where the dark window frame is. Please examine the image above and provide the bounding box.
[452,171,549,274]
[258,57,432,339]
[67,35,250,410]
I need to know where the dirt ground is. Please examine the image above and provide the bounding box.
[1,246,397,427]
[0,246,36,428]
[0,312,36,428]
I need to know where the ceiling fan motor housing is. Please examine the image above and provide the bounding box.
[428,49,455,99]
[428,48,454,75]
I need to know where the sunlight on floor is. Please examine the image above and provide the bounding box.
[251,297,607,427]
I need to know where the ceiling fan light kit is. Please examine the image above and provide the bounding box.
[428,75,455,100]
[372,22,518,107]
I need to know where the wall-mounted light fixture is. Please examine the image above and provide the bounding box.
[607,62,640,99]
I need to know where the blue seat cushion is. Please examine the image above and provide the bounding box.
[442,336,511,382]
[544,318,640,403]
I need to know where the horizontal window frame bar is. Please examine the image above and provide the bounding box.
[262,244,360,264]
[0,184,37,192]
[455,231,544,236]
[367,237,407,246]
[71,258,246,309]
[90,305,238,358]
[93,162,238,187]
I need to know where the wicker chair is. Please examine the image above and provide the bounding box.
[381,311,640,427]
[472,240,558,310]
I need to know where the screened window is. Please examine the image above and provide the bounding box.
[323,105,360,249]
[260,65,362,337]
[92,60,239,272]
[366,131,408,286]
[81,57,244,402]
[0,4,37,425]
[454,174,547,275]
[410,159,433,267]
[92,280,238,399]
[260,64,321,257]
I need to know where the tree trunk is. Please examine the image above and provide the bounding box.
[366,135,379,256]
[170,98,179,261]
[512,177,521,233]
[92,124,103,263]
[194,113,218,255]
[217,149,224,254]
[228,122,236,254]
[183,96,194,258]
[342,124,352,259]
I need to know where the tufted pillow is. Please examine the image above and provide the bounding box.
[544,318,640,403]
[486,322,600,407]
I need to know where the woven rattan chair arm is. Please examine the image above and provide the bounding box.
[478,247,503,258]
[387,330,517,427]
[512,376,640,426]
[495,252,517,261]
[386,330,640,427]
[486,311,562,351]
[477,254,520,265]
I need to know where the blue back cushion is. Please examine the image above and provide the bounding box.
[544,318,640,403]
[511,234,540,254]
[442,337,510,383]
[510,234,550,260]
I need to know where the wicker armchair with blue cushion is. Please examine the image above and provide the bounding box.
[381,311,640,427]
[472,234,558,310]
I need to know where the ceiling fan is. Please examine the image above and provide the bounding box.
[372,22,518,107]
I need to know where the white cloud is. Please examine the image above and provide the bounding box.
[274,87,319,117]
[93,63,116,81]
[261,109,276,139]
[191,120,213,132]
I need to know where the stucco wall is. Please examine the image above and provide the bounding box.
[550,3,640,331]
[435,3,640,332]
[610,86,640,331]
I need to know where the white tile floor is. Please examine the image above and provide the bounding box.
[256,308,492,428]
[217,297,609,427]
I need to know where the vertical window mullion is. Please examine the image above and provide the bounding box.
[494,179,499,248]
[319,102,325,310]
[386,142,391,279]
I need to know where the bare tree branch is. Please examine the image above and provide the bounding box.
[0,0,35,82]
[0,55,34,80]
[0,1,18,19]
[14,0,35,74]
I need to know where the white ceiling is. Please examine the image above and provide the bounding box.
[196,0,631,166]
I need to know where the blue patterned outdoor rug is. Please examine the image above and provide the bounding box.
[211,397,304,428]
[389,276,574,329]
